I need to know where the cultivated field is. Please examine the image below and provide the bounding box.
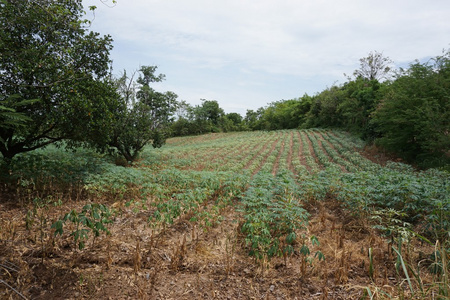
[1,129,449,299]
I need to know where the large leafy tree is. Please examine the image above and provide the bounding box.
[189,100,225,133]
[338,78,385,139]
[304,86,344,128]
[0,0,115,161]
[196,100,224,125]
[107,66,178,163]
[371,51,450,166]
[219,112,245,132]
[243,109,260,130]
[256,100,304,130]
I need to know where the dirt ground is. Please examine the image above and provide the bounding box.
[0,191,434,300]
[0,131,439,299]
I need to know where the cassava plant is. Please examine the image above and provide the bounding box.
[52,203,113,250]
[25,197,62,263]
[240,171,324,267]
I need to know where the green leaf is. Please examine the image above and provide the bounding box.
[392,247,414,296]
[315,251,325,261]
[51,220,64,236]
[300,244,310,256]
[311,235,320,246]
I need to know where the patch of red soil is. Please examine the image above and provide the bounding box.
[361,144,404,167]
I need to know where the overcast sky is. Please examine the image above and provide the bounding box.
[83,0,450,116]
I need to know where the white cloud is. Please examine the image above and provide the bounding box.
[84,0,450,114]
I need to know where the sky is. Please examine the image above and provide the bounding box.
[83,0,450,116]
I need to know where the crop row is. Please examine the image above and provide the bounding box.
[161,129,379,178]
[240,170,323,266]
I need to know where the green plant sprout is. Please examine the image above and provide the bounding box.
[52,203,113,250]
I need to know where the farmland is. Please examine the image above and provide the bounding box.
[1,129,449,299]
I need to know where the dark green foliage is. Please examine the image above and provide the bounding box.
[245,96,312,131]
[243,108,264,130]
[196,99,224,126]
[190,100,225,133]
[0,96,38,132]
[371,52,450,167]
[262,99,304,130]
[224,112,243,126]
[305,86,345,128]
[220,112,247,132]
[338,78,383,139]
[170,99,245,136]
[0,0,115,161]
[170,117,193,136]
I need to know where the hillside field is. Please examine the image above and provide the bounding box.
[1,129,449,299]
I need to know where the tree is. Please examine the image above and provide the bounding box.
[174,100,194,120]
[171,100,245,136]
[225,112,243,126]
[371,51,450,166]
[338,78,384,139]
[0,0,114,161]
[244,108,265,130]
[196,100,224,125]
[171,101,197,136]
[244,109,258,130]
[294,94,313,128]
[189,100,224,133]
[0,97,36,134]
[353,51,393,81]
[106,66,178,163]
[304,86,344,128]
[221,112,244,132]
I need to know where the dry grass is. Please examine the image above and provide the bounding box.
[1,193,446,300]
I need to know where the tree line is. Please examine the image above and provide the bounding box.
[170,50,449,169]
[1,0,448,168]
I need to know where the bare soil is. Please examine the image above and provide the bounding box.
[0,191,433,299]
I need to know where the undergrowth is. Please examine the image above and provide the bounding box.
[1,130,449,298]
